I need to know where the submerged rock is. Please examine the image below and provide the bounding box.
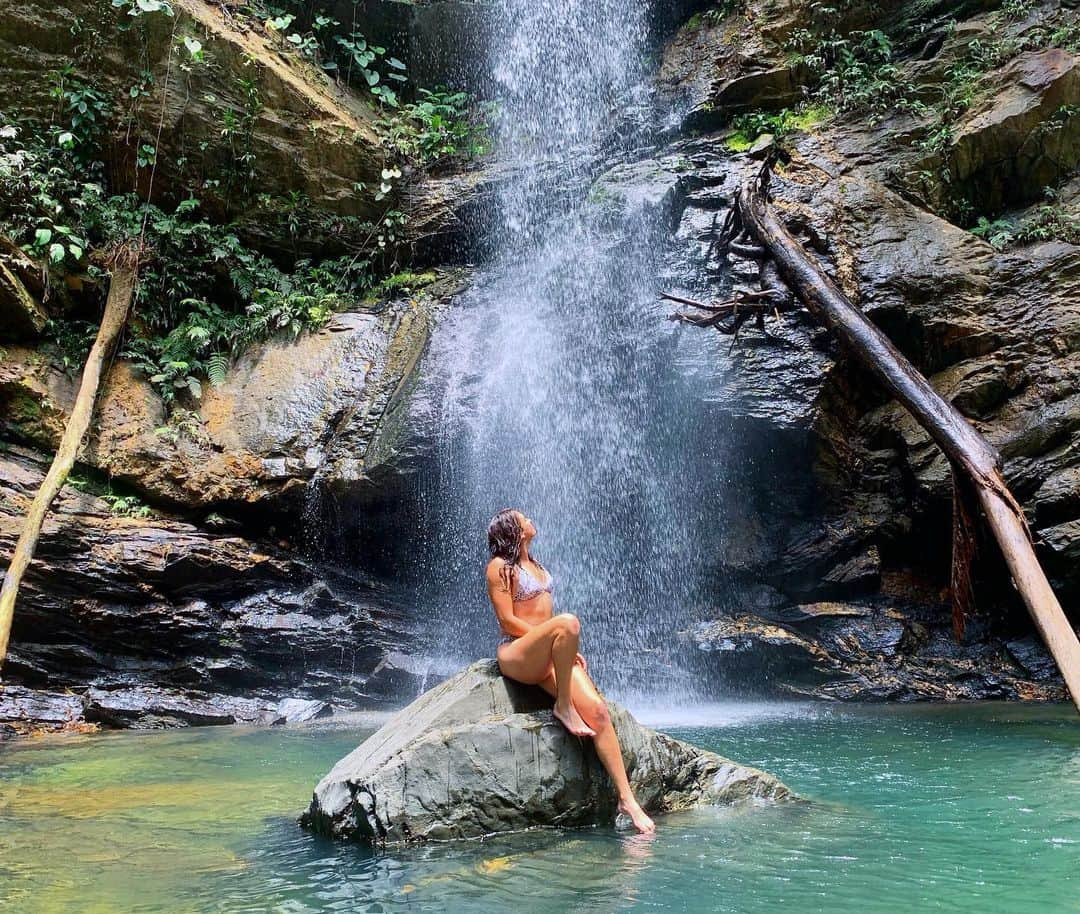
[300,660,792,844]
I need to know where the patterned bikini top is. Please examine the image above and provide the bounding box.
[512,562,553,602]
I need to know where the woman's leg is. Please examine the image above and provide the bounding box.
[497,614,594,736]
[537,665,656,834]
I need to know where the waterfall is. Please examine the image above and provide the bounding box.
[406,1,730,701]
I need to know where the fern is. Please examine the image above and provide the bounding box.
[206,353,229,386]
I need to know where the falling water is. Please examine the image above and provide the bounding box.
[407,0,729,700]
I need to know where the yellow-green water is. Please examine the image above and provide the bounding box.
[1,703,1077,913]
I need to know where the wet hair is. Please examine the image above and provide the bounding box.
[487,508,544,596]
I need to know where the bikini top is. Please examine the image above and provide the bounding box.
[512,562,553,602]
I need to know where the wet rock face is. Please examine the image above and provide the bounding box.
[301,660,793,844]
[0,239,48,339]
[0,449,421,736]
[654,1,1080,697]
[940,48,1080,214]
[690,602,1067,702]
[0,282,455,517]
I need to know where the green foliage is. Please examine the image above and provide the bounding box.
[102,491,153,518]
[49,65,111,153]
[0,119,372,407]
[0,0,450,411]
[909,6,1080,218]
[1000,0,1036,21]
[786,24,927,124]
[726,104,831,149]
[242,2,488,169]
[210,73,263,198]
[67,471,153,517]
[111,0,174,17]
[969,215,1016,249]
[970,188,1080,249]
[332,30,407,108]
[42,319,99,373]
[253,2,407,108]
[375,270,437,297]
[687,2,742,29]
[382,88,491,165]
[108,197,342,404]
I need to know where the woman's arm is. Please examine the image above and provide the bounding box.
[486,560,533,638]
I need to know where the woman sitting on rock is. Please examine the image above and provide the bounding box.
[485,507,656,834]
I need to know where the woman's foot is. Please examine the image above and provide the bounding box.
[617,796,656,834]
[552,702,595,737]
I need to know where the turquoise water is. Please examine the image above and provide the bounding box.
[1,703,1077,913]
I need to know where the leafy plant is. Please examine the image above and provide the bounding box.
[788,26,927,124]
[970,215,1016,249]
[67,472,154,517]
[382,88,491,165]
[726,104,831,149]
[0,122,375,406]
[333,30,407,107]
[970,188,1080,249]
[1000,0,1035,21]
[50,66,111,152]
[111,0,174,17]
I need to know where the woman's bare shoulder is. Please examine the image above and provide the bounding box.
[485,557,510,578]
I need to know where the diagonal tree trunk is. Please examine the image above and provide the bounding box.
[733,159,1080,714]
[0,247,139,671]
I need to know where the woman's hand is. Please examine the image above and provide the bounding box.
[574,652,587,672]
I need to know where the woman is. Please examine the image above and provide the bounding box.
[485,508,656,834]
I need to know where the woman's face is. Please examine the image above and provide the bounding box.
[515,511,536,541]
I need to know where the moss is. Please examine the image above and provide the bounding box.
[586,183,620,205]
[4,386,44,424]
[725,132,754,152]
[725,103,833,151]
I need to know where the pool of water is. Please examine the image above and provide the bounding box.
[1,703,1076,913]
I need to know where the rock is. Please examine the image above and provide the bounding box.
[657,6,809,131]
[822,545,882,592]
[0,276,457,515]
[947,49,1080,212]
[748,133,776,158]
[276,697,331,723]
[0,1,386,224]
[0,448,418,730]
[300,660,793,843]
[0,256,46,339]
[0,685,84,726]
[690,603,1068,703]
[1005,636,1061,681]
[83,686,281,728]
[589,158,687,230]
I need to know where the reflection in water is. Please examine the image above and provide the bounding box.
[1,704,1077,913]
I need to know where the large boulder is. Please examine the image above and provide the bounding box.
[947,48,1080,213]
[300,660,793,843]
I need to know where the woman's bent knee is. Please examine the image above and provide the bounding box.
[554,612,580,636]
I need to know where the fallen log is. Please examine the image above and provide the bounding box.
[729,159,1080,713]
[0,247,139,670]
